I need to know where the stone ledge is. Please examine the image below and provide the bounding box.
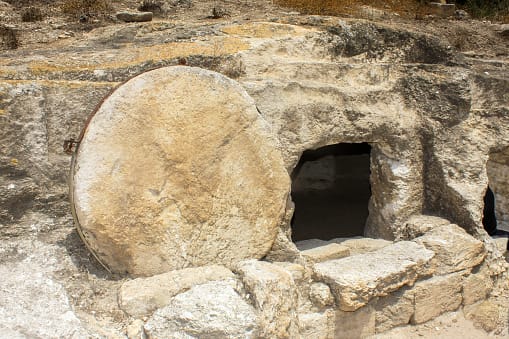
[313,241,435,311]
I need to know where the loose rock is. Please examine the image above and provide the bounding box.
[144,281,258,339]
[116,11,153,22]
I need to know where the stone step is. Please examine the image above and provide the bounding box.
[313,241,435,311]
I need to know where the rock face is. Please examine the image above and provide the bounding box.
[313,241,435,311]
[143,281,258,339]
[71,66,290,276]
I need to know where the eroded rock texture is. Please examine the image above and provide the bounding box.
[1,18,508,338]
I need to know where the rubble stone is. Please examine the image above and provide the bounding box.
[144,281,258,339]
[119,264,235,317]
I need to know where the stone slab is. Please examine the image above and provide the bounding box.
[332,237,392,255]
[71,66,290,276]
[313,241,434,311]
[300,243,350,263]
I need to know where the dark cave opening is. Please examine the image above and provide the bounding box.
[483,186,497,236]
[290,143,371,242]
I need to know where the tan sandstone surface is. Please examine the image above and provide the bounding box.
[0,0,508,338]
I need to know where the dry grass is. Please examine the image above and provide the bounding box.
[21,6,43,22]
[138,0,163,14]
[0,25,18,50]
[275,0,422,18]
[60,0,112,17]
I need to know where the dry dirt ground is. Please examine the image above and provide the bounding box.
[1,0,508,338]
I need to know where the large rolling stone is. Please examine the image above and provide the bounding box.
[71,66,290,276]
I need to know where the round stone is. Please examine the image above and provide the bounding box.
[71,66,290,276]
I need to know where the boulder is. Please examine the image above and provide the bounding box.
[235,260,299,338]
[144,281,258,339]
[71,66,290,276]
[119,264,235,317]
[313,241,434,311]
[116,11,153,22]
[414,224,485,275]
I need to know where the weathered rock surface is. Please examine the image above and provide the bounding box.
[464,300,505,333]
[415,224,485,275]
[119,264,235,317]
[462,265,493,306]
[375,287,414,333]
[72,66,290,276]
[400,215,452,240]
[116,12,153,22]
[143,281,258,339]
[309,282,335,308]
[412,271,465,324]
[0,239,93,338]
[314,241,434,311]
[300,243,350,263]
[332,237,392,255]
[298,311,335,339]
[335,305,376,339]
[235,260,299,338]
[1,15,509,338]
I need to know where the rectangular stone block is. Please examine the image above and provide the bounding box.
[335,305,375,339]
[332,237,392,255]
[375,287,414,333]
[298,311,335,339]
[313,241,434,311]
[300,243,350,263]
[412,271,465,324]
[462,265,493,306]
[235,260,299,339]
